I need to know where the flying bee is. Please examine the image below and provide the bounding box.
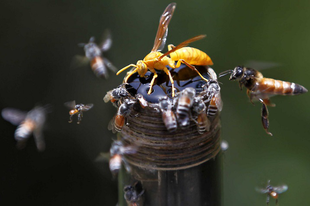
[108,98,136,133]
[176,87,196,128]
[256,180,288,206]
[109,141,138,175]
[116,3,213,97]
[124,181,145,206]
[77,29,117,78]
[219,66,307,136]
[158,96,177,132]
[2,105,49,151]
[64,100,93,124]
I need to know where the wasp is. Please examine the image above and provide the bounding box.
[64,100,93,124]
[219,66,307,136]
[2,105,49,151]
[158,96,177,132]
[78,29,117,78]
[175,87,196,128]
[116,3,213,97]
[109,141,138,175]
[124,181,145,206]
[256,180,288,206]
[108,98,136,133]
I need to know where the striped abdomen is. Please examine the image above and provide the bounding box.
[255,78,308,95]
[162,110,177,132]
[90,56,107,78]
[197,112,211,134]
[170,47,213,66]
[207,97,218,117]
[114,114,125,132]
[109,154,122,174]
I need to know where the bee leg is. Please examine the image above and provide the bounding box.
[180,60,209,82]
[163,67,175,97]
[239,82,243,90]
[262,98,276,107]
[266,195,270,206]
[260,99,273,136]
[247,89,255,105]
[68,115,73,123]
[148,70,158,95]
[77,113,82,124]
[275,198,279,206]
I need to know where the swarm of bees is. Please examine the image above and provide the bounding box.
[219,66,307,136]
[256,180,288,206]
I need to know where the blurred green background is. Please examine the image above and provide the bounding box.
[0,0,309,205]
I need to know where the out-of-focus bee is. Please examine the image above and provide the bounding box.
[78,29,117,78]
[2,105,49,151]
[158,96,177,132]
[256,180,288,206]
[219,66,307,136]
[104,84,129,107]
[176,87,196,128]
[64,100,93,124]
[116,3,212,97]
[108,98,136,133]
[109,140,138,175]
[124,181,145,206]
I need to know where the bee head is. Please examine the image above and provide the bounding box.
[230,66,244,80]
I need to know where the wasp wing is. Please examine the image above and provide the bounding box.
[2,108,27,125]
[151,3,176,52]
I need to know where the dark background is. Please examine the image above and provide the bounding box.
[0,0,309,205]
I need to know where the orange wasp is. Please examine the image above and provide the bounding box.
[219,66,307,136]
[116,3,213,97]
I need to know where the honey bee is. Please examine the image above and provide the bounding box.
[158,96,177,132]
[109,141,138,175]
[191,96,211,134]
[108,98,136,133]
[124,181,145,206]
[2,105,49,151]
[64,100,93,124]
[219,66,307,136]
[116,3,213,97]
[104,84,129,107]
[256,180,288,206]
[176,87,196,128]
[78,29,117,78]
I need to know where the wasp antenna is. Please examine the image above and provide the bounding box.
[218,70,233,78]
[116,64,137,75]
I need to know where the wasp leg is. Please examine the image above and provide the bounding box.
[163,67,175,97]
[247,89,255,105]
[148,70,158,95]
[260,99,273,136]
[178,60,209,83]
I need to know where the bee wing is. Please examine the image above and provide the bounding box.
[273,185,288,194]
[33,129,46,152]
[120,145,138,154]
[95,152,111,162]
[103,90,113,103]
[151,3,176,52]
[214,93,223,112]
[103,57,117,72]
[2,108,27,125]
[100,29,112,52]
[82,104,94,111]
[108,115,117,133]
[255,187,269,194]
[64,101,76,109]
[244,60,281,71]
[70,55,89,70]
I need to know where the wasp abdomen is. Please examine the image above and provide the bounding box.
[170,47,213,66]
[258,78,307,95]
